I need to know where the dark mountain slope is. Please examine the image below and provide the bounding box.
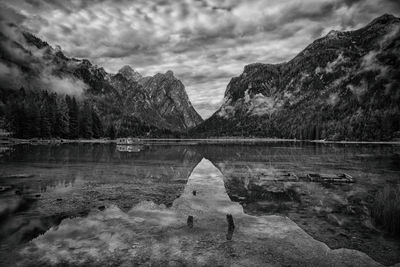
[193,14,400,141]
[0,24,202,137]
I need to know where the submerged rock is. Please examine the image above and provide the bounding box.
[187,215,194,228]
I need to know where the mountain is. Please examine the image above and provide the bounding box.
[0,24,202,137]
[118,65,142,82]
[193,14,400,141]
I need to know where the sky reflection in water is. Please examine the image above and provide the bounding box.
[0,143,399,265]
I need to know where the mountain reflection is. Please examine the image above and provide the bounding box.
[196,143,400,265]
[0,144,203,266]
[16,158,380,267]
[0,143,399,265]
[17,158,246,265]
[172,158,243,216]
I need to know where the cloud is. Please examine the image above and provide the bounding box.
[315,53,348,74]
[359,51,388,76]
[39,72,88,96]
[1,0,400,117]
[0,58,87,96]
[327,92,340,106]
[0,4,88,96]
[347,80,368,100]
[0,62,24,89]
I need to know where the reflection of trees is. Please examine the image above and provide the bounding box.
[193,142,400,223]
[195,142,398,179]
[3,143,398,201]
[2,142,399,266]
[0,144,204,263]
[195,143,400,265]
[4,144,203,164]
[3,144,204,189]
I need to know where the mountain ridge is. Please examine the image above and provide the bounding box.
[192,14,400,141]
[0,25,203,136]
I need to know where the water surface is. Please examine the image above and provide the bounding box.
[0,142,399,265]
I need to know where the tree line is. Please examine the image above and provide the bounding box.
[0,88,113,139]
[0,88,181,139]
[192,96,400,141]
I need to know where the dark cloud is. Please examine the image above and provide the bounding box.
[0,4,26,24]
[1,0,399,117]
[0,4,88,95]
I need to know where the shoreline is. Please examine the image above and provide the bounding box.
[1,137,400,146]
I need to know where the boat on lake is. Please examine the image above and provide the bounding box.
[116,137,143,145]
[116,145,145,153]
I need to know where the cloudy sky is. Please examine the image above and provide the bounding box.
[2,0,400,118]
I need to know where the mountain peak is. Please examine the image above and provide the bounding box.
[118,65,142,82]
[119,65,134,72]
[22,32,49,49]
[195,13,400,140]
[367,14,399,27]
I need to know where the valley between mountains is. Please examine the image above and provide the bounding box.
[1,14,399,141]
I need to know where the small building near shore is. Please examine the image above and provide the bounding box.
[116,137,141,145]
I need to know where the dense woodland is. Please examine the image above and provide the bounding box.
[0,88,107,139]
[2,86,399,141]
[0,88,180,139]
[192,15,400,141]
[192,93,400,141]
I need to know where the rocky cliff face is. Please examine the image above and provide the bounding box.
[118,65,142,82]
[139,71,203,130]
[0,27,202,134]
[105,68,202,132]
[194,14,400,140]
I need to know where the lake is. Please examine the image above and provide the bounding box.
[0,142,399,266]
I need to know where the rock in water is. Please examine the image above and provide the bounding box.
[187,215,194,228]
[226,214,235,240]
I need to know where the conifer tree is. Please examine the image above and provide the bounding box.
[40,100,52,138]
[79,101,93,138]
[55,97,70,138]
[26,101,40,137]
[68,97,79,139]
[91,109,103,138]
[106,124,116,139]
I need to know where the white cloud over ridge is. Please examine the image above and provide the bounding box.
[1,0,400,118]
